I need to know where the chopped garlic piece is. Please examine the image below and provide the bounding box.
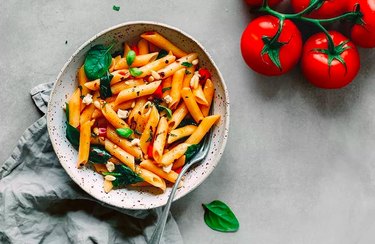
[103,180,113,193]
[104,175,116,181]
[162,164,173,173]
[130,138,140,146]
[192,59,199,65]
[94,100,101,109]
[117,109,129,119]
[164,95,172,104]
[151,70,161,80]
[106,161,115,172]
[82,94,93,105]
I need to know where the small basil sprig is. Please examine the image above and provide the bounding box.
[156,49,168,59]
[99,72,113,99]
[157,105,172,119]
[65,103,80,148]
[84,44,113,80]
[162,87,171,93]
[181,62,193,67]
[126,50,136,66]
[104,164,143,187]
[177,118,197,128]
[116,128,133,138]
[129,67,143,77]
[89,145,112,164]
[202,200,239,232]
[185,144,201,161]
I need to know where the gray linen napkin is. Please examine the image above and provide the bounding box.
[0,82,183,244]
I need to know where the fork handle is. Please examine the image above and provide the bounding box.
[148,165,191,244]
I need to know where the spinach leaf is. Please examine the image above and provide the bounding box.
[110,164,143,187]
[129,67,143,77]
[185,144,201,161]
[89,145,112,164]
[99,72,113,99]
[181,62,193,67]
[202,200,239,232]
[66,122,80,149]
[157,105,172,119]
[116,128,133,138]
[84,44,113,80]
[162,87,171,93]
[177,118,197,128]
[126,50,136,66]
[156,49,168,59]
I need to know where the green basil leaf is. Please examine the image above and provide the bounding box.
[129,67,143,77]
[116,128,133,138]
[126,50,136,66]
[202,200,239,232]
[84,44,113,80]
[185,144,201,161]
[156,105,172,119]
[185,69,191,75]
[134,129,142,136]
[112,164,144,187]
[177,118,197,128]
[156,49,168,59]
[66,122,80,149]
[99,73,113,99]
[181,62,193,67]
[89,145,112,164]
[112,5,120,11]
[162,87,171,93]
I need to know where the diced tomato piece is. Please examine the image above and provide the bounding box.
[198,68,211,83]
[174,167,183,174]
[98,127,107,137]
[130,45,139,55]
[147,144,153,159]
[153,85,163,98]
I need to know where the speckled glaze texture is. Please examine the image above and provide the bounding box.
[47,21,229,210]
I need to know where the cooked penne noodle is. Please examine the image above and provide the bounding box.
[80,103,96,125]
[156,53,198,79]
[106,126,143,159]
[167,125,197,144]
[137,54,176,78]
[114,52,158,70]
[162,77,172,98]
[138,39,149,55]
[124,43,131,57]
[169,68,185,110]
[181,87,204,123]
[109,55,122,72]
[105,139,135,171]
[68,88,81,128]
[110,79,145,95]
[160,143,190,166]
[93,163,108,174]
[148,42,159,52]
[101,103,129,129]
[135,101,153,133]
[111,100,133,112]
[172,155,186,170]
[182,66,196,88]
[141,32,188,58]
[130,181,152,187]
[168,103,189,131]
[140,160,178,183]
[136,167,166,191]
[115,80,162,105]
[185,115,220,144]
[152,117,168,163]
[91,108,103,119]
[128,98,147,126]
[78,66,90,96]
[193,84,209,106]
[84,70,130,91]
[140,106,160,154]
[199,79,215,117]
[77,120,94,167]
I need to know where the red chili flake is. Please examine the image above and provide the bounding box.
[119,71,126,76]
[147,144,153,159]
[130,45,139,55]
[174,167,183,174]
[153,85,163,98]
[198,68,211,83]
[98,128,107,137]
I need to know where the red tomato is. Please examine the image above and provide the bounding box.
[147,144,153,159]
[244,0,283,7]
[240,15,302,76]
[130,45,139,55]
[348,0,375,48]
[301,31,360,89]
[153,85,163,98]
[291,0,347,19]
[198,68,211,83]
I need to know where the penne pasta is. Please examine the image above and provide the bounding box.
[141,32,188,58]
[199,79,215,117]
[138,39,149,55]
[136,167,166,191]
[162,76,172,99]
[93,163,108,174]
[169,68,185,110]
[105,139,135,171]
[68,88,81,128]
[110,79,145,95]
[78,66,90,96]
[193,84,209,106]
[135,101,153,133]
[124,43,131,57]
[77,120,94,167]
[106,126,143,159]
[114,52,158,70]
[140,160,178,183]
[167,125,197,144]
[156,53,198,79]
[185,115,220,144]
[160,143,190,166]
[114,80,161,105]
[80,103,96,125]
[127,98,147,126]
[101,103,129,129]
[168,103,189,132]
[182,66,196,88]
[137,54,176,78]
[172,155,186,170]
[181,87,204,123]
[152,117,168,163]
[84,70,130,91]
[140,106,160,154]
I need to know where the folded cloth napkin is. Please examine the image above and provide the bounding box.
[0,82,183,244]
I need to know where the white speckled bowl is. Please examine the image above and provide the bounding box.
[47,21,229,210]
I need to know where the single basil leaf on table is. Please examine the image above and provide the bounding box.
[66,122,80,149]
[110,164,144,187]
[202,200,240,232]
[84,44,113,80]
[129,67,143,77]
[88,145,112,164]
[156,49,168,59]
[126,50,136,66]
[116,128,133,138]
[99,73,113,99]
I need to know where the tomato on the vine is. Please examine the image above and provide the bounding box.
[244,0,283,7]
[240,15,302,76]
[301,31,360,89]
[348,0,375,48]
[291,0,347,19]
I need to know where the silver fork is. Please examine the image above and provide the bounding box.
[148,129,213,244]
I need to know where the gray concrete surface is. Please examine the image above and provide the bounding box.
[1,0,375,243]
